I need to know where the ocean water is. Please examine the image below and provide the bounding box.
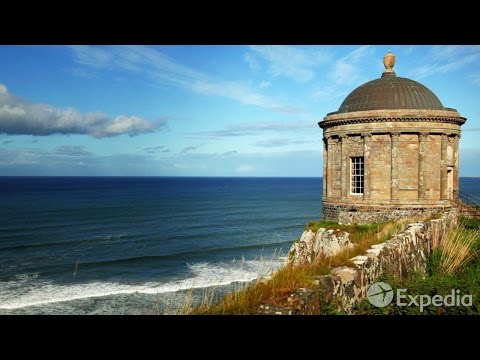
[0,177,323,314]
[1,176,479,315]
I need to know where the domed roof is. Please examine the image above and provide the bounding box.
[337,51,444,114]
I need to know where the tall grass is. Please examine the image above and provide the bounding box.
[192,262,330,315]
[434,221,480,275]
[191,216,426,314]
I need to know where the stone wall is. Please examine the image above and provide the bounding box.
[323,210,456,313]
[258,210,458,315]
[323,202,451,225]
[337,207,451,225]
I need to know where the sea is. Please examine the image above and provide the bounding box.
[1,176,479,315]
[0,177,325,314]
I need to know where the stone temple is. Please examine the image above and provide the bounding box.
[319,51,466,224]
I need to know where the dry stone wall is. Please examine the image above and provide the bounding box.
[258,210,457,314]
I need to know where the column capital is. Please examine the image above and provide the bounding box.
[443,132,453,138]
[338,134,348,140]
[361,132,372,139]
[390,132,401,139]
[324,136,335,145]
[419,132,429,140]
[448,135,459,143]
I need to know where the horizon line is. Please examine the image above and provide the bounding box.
[1,175,480,178]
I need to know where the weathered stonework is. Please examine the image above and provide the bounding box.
[257,210,458,315]
[322,202,451,225]
[320,210,457,313]
[258,288,321,315]
[319,53,466,224]
[288,228,354,265]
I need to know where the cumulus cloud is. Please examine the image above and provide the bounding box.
[54,145,92,156]
[0,83,166,138]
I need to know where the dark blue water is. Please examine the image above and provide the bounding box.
[1,177,479,314]
[0,177,324,314]
[458,177,480,199]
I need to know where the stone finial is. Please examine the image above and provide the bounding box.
[383,51,395,71]
[382,51,396,77]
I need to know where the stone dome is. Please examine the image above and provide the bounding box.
[337,74,445,113]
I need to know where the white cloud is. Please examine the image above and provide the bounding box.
[69,45,113,69]
[252,137,313,147]
[236,164,254,173]
[470,73,480,86]
[329,45,373,86]
[190,120,316,138]
[0,83,164,138]
[408,46,480,79]
[410,54,480,79]
[55,145,92,156]
[247,45,332,83]
[259,81,271,88]
[68,45,298,114]
[190,79,278,108]
[244,52,260,71]
[70,68,96,79]
[312,86,347,102]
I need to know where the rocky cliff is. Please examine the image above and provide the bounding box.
[288,228,354,265]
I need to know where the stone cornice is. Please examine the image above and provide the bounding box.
[319,108,466,129]
[325,108,462,119]
[319,115,466,129]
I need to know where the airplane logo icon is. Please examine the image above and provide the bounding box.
[367,282,394,307]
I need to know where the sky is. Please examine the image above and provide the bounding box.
[0,45,479,177]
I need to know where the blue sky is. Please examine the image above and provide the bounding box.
[0,45,479,176]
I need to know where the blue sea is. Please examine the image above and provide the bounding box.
[0,177,326,314]
[1,176,479,315]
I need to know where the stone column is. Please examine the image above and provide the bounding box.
[418,132,428,200]
[452,134,460,192]
[340,134,348,199]
[362,132,372,200]
[440,133,448,200]
[323,137,327,197]
[390,132,400,200]
[326,136,334,198]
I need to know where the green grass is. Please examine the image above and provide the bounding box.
[355,220,480,315]
[461,217,480,231]
[304,220,382,240]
